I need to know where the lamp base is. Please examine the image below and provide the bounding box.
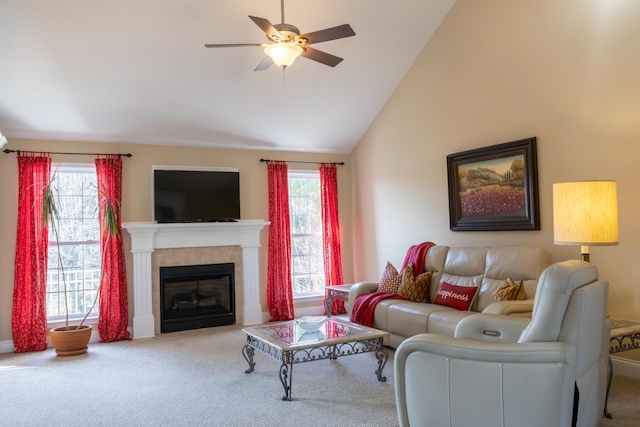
[580,245,590,263]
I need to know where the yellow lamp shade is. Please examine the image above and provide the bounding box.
[264,43,303,68]
[553,181,619,246]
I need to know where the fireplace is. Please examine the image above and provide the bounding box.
[123,220,268,339]
[160,263,235,333]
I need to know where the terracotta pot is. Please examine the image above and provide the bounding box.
[50,325,92,356]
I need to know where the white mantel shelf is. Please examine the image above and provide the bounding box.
[123,220,269,339]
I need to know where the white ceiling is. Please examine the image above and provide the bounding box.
[0,0,455,154]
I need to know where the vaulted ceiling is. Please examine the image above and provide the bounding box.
[0,0,455,154]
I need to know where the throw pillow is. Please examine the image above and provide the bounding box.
[378,262,402,294]
[397,264,432,303]
[492,278,526,303]
[432,281,479,311]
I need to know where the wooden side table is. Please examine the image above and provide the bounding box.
[324,284,355,316]
[604,317,640,418]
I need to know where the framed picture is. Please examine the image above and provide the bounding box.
[447,137,540,231]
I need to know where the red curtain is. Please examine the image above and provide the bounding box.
[320,163,345,315]
[12,153,51,352]
[267,161,294,321]
[95,155,131,342]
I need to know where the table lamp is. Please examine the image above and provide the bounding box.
[553,181,619,262]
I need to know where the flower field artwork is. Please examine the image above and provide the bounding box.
[447,138,540,231]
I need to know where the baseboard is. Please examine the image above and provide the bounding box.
[0,339,14,354]
[0,326,131,355]
[611,356,640,379]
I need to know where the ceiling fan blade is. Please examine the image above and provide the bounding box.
[254,56,273,72]
[299,24,355,45]
[249,16,282,40]
[300,47,344,67]
[205,43,264,48]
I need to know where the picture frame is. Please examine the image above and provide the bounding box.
[447,137,540,231]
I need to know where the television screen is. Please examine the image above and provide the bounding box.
[153,169,240,223]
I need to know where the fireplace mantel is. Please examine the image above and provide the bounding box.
[123,220,269,339]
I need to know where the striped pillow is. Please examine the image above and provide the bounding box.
[492,277,525,302]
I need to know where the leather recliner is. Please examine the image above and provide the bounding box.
[394,260,610,427]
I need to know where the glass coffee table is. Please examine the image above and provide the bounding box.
[242,317,389,401]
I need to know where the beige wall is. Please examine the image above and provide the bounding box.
[351,0,640,360]
[0,139,353,343]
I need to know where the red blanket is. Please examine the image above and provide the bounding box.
[400,241,435,276]
[350,292,406,327]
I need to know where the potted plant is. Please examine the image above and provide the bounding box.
[45,173,119,356]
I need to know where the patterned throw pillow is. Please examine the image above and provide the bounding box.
[432,281,479,311]
[397,264,432,303]
[492,278,526,303]
[378,262,402,294]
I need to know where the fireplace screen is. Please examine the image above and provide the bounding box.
[159,263,235,333]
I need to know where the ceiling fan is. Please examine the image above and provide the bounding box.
[205,0,355,71]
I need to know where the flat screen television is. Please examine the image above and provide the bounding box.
[153,167,240,223]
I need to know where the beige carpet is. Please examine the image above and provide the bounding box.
[0,324,638,427]
[0,325,397,426]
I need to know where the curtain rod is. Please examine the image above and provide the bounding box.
[3,149,132,157]
[259,158,344,166]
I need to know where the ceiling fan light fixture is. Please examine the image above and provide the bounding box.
[264,43,303,67]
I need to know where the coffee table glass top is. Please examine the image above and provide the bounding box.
[245,317,386,349]
[609,317,640,338]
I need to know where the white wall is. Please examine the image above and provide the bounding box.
[351,0,640,361]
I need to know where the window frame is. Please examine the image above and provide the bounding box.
[288,170,325,300]
[46,162,101,327]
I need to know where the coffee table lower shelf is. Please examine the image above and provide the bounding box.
[242,320,389,401]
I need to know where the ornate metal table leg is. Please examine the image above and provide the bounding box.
[242,344,255,374]
[604,356,613,418]
[374,340,388,382]
[279,351,293,401]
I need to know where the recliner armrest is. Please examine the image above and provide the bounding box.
[454,313,530,342]
[397,333,576,363]
[482,299,534,316]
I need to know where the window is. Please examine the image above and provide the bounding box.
[46,164,101,320]
[289,171,325,298]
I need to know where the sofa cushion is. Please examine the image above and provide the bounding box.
[492,278,525,302]
[371,298,406,331]
[427,309,477,336]
[477,247,552,312]
[398,264,432,303]
[433,282,479,311]
[387,302,454,338]
[378,262,402,294]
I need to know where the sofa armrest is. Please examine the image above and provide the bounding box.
[454,313,530,342]
[346,281,378,315]
[482,299,534,316]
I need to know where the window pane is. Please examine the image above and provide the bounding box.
[82,195,98,218]
[289,172,325,297]
[289,178,307,197]
[291,215,308,234]
[82,218,100,241]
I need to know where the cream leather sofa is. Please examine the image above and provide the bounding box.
[347,246,552,348]
[394,260,610,427]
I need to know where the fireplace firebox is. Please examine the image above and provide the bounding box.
[159,263,235,333]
